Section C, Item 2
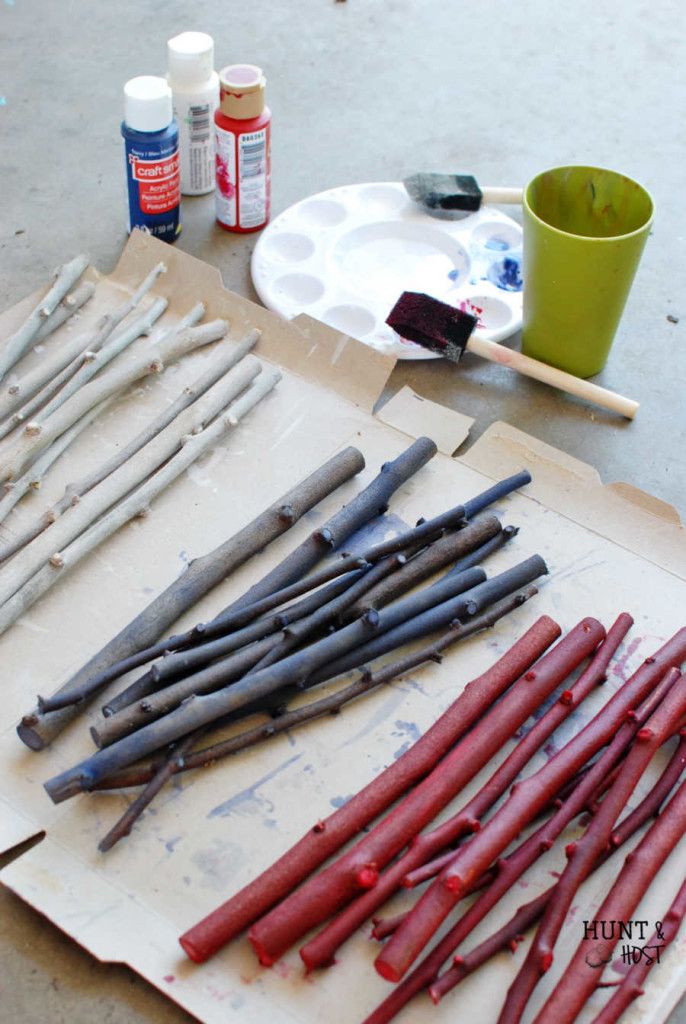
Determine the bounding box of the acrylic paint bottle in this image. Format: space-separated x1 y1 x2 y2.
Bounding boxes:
167 31 219 196
214 64 271 233
121 76 181 243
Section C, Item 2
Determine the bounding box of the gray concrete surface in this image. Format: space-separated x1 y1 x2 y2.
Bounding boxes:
0 1 684 1022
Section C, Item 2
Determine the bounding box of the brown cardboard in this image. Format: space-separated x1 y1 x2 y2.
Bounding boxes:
0 232 685 1024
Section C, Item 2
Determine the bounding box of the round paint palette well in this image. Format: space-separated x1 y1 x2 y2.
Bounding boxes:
252 182 524 360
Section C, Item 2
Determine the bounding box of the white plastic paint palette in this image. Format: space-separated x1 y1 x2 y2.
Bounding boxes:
251 182 524 360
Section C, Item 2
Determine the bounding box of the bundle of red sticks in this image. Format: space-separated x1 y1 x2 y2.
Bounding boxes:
179 614 686 1024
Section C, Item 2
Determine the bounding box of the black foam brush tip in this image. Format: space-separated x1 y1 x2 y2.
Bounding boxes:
385 291 477 362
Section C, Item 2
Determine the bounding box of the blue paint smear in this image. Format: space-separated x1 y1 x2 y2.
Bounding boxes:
330 794 353 808
207 753 302 818
393 741 411 759
0 97 7 107
165 835 182 853
487 256 523 292
393 719 421 743
485 236 509 251
447 268 460 281
338 512 410 558
338 687 407 749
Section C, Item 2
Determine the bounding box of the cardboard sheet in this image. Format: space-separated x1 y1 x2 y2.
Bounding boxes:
1 232 685 1024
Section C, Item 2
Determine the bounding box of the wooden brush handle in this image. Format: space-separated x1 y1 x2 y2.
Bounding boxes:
466 336 639 419
481 187 523 205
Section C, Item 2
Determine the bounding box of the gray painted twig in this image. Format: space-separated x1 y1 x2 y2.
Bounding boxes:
0 400 108 527
217 436 438 618
1 268 168 440
94 559 407 746
75 469 529 698
92 586 539 848
0 368 279 637
18 445 366 749
45 567 500 800
0 254 89 384
305 555 549 688
341 516 502 621
99 572 366 718
0 322 256 564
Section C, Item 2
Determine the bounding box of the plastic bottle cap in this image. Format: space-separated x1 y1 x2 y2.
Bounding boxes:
219 64 266 120
124 76 173 132
167 31 215 88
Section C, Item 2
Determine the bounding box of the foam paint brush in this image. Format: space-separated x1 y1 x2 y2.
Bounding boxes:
404 173 522 216
386 292 639 418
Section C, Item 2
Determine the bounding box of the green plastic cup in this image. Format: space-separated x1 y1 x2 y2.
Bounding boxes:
521 166 653 378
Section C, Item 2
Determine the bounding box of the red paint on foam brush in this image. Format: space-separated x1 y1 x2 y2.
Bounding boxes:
385 291 477 361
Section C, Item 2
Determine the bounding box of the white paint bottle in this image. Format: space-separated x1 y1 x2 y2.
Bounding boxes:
167 31 220 196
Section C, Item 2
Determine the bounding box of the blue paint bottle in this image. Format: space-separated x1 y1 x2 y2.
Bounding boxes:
121 76 181 243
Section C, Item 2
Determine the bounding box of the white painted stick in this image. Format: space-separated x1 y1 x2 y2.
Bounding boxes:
0 402 108 527
0 355 263 608
0 298 208 483
33 280 96 344
0 367 280 635
0 255 89 384
31 295 169 425
481 187 523 205
465 335 639 418
0 327 260 563
1 290 195 442
0 285 100 442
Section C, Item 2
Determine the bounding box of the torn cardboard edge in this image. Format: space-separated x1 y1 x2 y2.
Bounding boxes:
458 418 685 578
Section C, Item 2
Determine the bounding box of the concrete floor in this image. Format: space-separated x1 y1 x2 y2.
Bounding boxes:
0 1 684 1022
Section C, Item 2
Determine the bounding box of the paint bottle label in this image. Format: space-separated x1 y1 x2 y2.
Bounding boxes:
215 125 237 227
237 128 268 229
215 124 269 230
123 132 181 243
173 97 216 195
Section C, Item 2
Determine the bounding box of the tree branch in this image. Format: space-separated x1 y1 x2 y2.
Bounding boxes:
498 668 686 1024
0 280 96 439
78 471 527 702
0 269 171 442
0 321 254 563
177 616 560 964
92 587 540 792
0 400 109 527
279 618 604 978
17 445 366 749
533 776 686 1023
0 323 239 610
0 254 89 383
300 615 631 971
0 367 280 636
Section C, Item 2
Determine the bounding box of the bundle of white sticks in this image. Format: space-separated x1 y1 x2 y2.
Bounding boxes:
0 254 280 634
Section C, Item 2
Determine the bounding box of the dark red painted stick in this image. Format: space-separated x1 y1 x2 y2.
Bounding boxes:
497 668 686 1024
249 618 603 968
300 615 630 971
429 734 686 1005
178 616 561 963
373 629 686 985
363 674 684 1024
589 877 686 1024
533 772 686 1024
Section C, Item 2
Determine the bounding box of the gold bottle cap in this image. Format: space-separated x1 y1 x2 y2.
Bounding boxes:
219 64 266 120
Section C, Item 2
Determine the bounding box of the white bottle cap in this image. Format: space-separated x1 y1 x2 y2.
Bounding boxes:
167 31 215 88
124 76 173 132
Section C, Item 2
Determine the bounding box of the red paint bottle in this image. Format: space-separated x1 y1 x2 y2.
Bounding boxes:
214 64 271 233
